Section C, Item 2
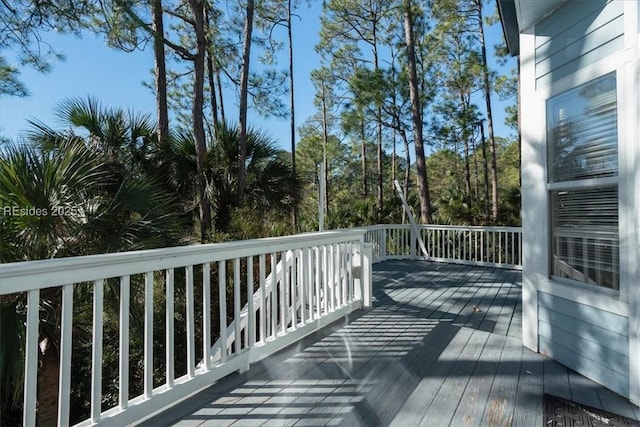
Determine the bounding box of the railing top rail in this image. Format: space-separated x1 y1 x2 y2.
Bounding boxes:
363 224 522 233
0 230 365 295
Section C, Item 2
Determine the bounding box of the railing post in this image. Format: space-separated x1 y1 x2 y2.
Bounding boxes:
353 241 373 307
364 243 373 307
380 228 387 261
23 289 39 427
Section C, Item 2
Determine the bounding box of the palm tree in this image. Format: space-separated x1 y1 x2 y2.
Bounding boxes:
160 122 299 236
26 97 189 250
0 97 187 424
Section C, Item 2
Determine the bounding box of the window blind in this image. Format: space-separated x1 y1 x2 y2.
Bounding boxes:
547 72 617 182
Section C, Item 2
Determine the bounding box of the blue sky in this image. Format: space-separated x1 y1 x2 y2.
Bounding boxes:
0 2 514 153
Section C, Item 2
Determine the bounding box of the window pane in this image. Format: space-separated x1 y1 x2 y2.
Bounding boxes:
547 73 617 182
551 188 619 290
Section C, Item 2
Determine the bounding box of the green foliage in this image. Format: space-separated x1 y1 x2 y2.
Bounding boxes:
0 56 28 96
0 141 106 261
0 98 188 424
159 122 299 238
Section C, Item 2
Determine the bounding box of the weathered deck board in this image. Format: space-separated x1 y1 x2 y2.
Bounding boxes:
141 260 639 427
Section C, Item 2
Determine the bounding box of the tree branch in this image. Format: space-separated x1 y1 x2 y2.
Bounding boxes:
114 0 196 60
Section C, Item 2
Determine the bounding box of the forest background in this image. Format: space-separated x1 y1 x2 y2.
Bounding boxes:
1 0 520 249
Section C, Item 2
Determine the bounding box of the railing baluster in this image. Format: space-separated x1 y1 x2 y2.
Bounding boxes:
290 251 297 330
247 256 255 347
299 249 306 324
328 244 338 312
335 243 340 306
347 242 353 303
203 263 211 371
58 284 73 426
166 269 175 388
322 246 328 315
307 247 315 321
119 276 130 410
271 253 277 339
259 254 266 343
91 279 104 423
23 289 39 427
145 272 155 395
340 243 346 306
185 266 195 378
281 251 288 334
234 258 241 353
219 261 227 362
315 247 322 318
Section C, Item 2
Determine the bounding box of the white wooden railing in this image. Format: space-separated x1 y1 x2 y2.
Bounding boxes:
0 230 372 427
364 224 522 269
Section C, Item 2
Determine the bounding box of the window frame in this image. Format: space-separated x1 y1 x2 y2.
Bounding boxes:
544 69 624 293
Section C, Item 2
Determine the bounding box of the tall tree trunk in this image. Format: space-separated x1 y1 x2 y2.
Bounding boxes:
320 80 330 214
237 0 255 207
471 136 480 200
151 0 169 145
463 134 472 205
479 122 490 225
476 0 499 221
403 0 432 224
205 7 219 133
460 94 472 206
36 341 59 426
189 0 211 241
287 0 298 232
392 128 396 185
216 70 225 124
361 120 368 197
206 54 219 131
376 113 383 218
372 26 383 221
401 129 411 225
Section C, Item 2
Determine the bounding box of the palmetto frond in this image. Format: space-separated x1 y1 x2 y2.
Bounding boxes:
0 140 106 261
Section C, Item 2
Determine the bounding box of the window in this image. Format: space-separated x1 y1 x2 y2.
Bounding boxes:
546 72 619 290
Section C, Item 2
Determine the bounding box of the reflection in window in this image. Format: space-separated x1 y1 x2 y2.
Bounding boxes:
546 73 619 290
547 73 617 182
551 188 619 290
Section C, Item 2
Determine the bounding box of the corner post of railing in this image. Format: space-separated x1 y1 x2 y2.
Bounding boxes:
353 239 373 307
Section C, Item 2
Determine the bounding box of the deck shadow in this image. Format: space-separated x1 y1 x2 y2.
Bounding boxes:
141 260 639 426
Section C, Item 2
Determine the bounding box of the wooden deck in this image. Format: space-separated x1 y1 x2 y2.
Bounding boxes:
141 260 640 427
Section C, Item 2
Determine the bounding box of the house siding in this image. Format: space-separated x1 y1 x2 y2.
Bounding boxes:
535 0 624 88
517 0 639 406
538 292 630 397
